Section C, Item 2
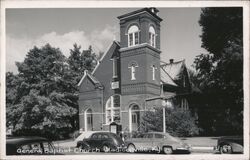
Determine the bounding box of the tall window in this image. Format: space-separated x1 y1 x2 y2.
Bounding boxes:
128 25 139 47
112 58 118 78
106 95 121 124
128 61 138 80
151 65 157 80
85 108 93 131
149 26 156 47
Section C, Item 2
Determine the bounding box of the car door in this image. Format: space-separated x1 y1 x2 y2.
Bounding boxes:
87 133 99 149
135 133 154 151
153 133 166 151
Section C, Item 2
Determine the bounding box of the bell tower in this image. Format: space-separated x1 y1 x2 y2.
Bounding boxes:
118 8 162 96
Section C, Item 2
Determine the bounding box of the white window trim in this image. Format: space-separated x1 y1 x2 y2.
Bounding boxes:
149 26 156 48
127 25 140 47
128 65 138 80
151 65 157 81
105 95 121 124
112 58 118 78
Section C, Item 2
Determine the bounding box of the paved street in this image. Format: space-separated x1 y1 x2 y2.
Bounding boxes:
53 137 217 155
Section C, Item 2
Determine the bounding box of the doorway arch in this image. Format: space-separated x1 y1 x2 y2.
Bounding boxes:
84 108 93 131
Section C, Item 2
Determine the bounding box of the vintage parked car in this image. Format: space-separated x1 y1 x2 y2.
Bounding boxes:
6 136 59 155
76 132 126 152
213 136 243 154
125 132 191 154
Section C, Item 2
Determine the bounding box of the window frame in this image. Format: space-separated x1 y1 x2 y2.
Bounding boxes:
112 58 118 78
128 61 138 81
105 95 121 124
151 65 157 81
127 25 140 47
149 26 156 48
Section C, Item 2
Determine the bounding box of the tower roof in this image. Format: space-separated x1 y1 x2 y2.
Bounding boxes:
117 8 162 21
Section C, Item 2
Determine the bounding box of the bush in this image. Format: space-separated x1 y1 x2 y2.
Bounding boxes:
141 107 200 137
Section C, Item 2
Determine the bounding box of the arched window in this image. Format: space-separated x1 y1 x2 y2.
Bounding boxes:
106 95 121 124
128 61 138 80
128 25 139 47
84 108 93 131
149 26 156 47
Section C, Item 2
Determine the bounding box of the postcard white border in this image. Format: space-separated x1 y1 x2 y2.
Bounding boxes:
1 1 249 160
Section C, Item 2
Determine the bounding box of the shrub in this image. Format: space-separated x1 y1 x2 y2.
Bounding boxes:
141 107 200 137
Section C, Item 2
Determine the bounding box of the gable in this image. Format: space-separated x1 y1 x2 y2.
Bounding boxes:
79 76 97 92
92 41 120 102
161 60 191 91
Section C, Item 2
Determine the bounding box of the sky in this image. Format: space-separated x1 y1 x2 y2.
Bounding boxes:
6 8 208 73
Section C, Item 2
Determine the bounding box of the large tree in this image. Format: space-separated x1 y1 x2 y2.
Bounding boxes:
6 44 97 139
192 7 243 135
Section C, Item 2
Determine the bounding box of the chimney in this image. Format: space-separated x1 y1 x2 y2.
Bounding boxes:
84 70 88 75
149 7 159 16
169 59 174 64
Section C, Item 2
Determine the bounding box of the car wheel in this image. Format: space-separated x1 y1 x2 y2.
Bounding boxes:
163 146 173 154
102 145 111 153
220 144 233 154
79 144 89 152
127 144 136 153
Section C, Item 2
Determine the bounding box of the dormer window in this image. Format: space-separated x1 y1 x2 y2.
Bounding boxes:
149 26 156 47
128 25 139 47
128 61 138 80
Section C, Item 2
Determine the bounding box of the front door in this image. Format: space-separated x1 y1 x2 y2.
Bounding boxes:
132 112 139 131
85 108 93 131
130 105 140 132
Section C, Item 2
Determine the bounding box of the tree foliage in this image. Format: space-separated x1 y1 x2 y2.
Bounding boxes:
141 107 200 137
6 43 97 140
192 7 243 135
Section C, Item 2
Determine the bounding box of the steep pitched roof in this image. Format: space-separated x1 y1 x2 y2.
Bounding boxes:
160 68 178 86
77 41 120 87
92 41 120 75
77 70 101 87
161 60 185 81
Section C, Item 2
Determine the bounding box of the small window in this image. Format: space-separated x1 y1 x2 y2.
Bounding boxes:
155 134 165 138
97 134 102 139
102 134 109 139
144 134 153 138
91 134 98 139
112 58 118 78
151 65 157 81
128 61 138 80
128 25 140 47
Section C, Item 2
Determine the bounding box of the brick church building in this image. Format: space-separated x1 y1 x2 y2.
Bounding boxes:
77 8 191 133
